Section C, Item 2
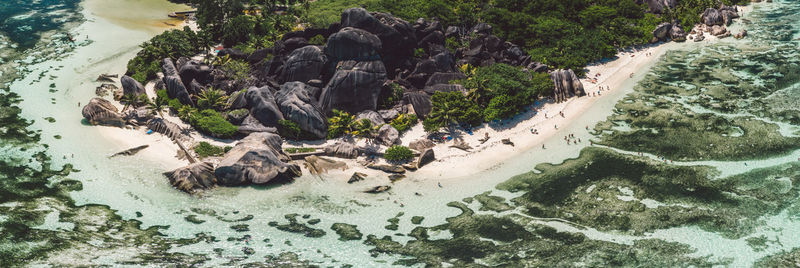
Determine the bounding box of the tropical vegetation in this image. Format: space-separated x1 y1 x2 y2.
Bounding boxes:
384 145 414 162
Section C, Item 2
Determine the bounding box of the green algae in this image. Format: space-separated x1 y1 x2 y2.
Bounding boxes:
474 191 513 212
269 214 326 238
331 223 363 241
410 216 424 225
184 215 205 224
755 247 800 267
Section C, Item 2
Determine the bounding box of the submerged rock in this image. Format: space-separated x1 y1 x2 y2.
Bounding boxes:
82 97 125 127
215 132 301 185
364 185 391 193
330 223 363 241
348 172 367 183
164 161 217 194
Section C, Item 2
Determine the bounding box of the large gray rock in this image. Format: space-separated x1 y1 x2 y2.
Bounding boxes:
377 124 399 146
416 148 435 168
324 142 359 159
214 132 301 185
402 92 432 118
319 60 387 115
238 115 278 135
425 72 466 87
670 24 687 42
409 139 435 152
162 58 179 77
245 86 285 127
550 69 585 103
702 8 724 26
121 75 145 96
325 27 382 62
281 46 327 84
164 75 194 106
721 9 739 26
652 22 673 41
275 82 328 139
147 117 187 141
355 110 384 126
82 98 125 127
341 8 417 75
179 60 213 86
164 161 217 194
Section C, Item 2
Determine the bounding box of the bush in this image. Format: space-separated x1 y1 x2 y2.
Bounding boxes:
126 26 207 84
390 113 418 132
384 145 414 162
278 119 302 140
220 59 251 82
380 83 404 109
194 142 226 158
309 34 326 45
423 91 482 132
221 15 257 48
457 63 552 122
188 109 238 138
327 109 355 139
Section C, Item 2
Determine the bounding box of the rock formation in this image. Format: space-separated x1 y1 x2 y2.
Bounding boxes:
215 132 301 185
275 82 328 139
164 161 217 194
550 69 585 103
120 75 145 96
324 142 360 159
82 98 125 127
245 86 285 127
281 46 327 84
319 60 387 114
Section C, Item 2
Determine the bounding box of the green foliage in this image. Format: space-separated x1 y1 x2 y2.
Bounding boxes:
308 34 326 45
458 64 551 121
423 91 482 133
284 147 317 154
349 119 380 139
384 145 413 162
327 109 355 139
380 83 404 109
194 141 226 158
196 88 229 111
390 113 418 132
221 59 250 81
126 26 207 84
187 109 238 138
221 15 257 47
413 48 426 58
278 119 302 139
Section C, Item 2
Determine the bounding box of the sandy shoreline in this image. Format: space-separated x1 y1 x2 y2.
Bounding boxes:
87 1 756 184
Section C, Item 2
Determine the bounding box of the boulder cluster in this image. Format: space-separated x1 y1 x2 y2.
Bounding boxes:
689 5 743 41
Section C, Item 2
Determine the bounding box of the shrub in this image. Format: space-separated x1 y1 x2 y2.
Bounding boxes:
380 83 404 109
126 26 207 84
278 119 302 140
384 145 414 162
309 34 326 45
457 63 552 121
188 109 238 138
423 91 482 132
391 113 418 132
221 15 256 48
194 142 226 158
220 59 250 82
327 109 355 139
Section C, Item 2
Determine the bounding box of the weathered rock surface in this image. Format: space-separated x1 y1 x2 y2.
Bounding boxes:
367 164 405 174
246 86 285 127
638 0 676 13
670 24 687 42
702 8 724 26
378 109 399 121
121 75 145 96
164 75 194 106
238 115 279 135
348 172 367 183
179 60 213 86
340 8 416 74
276 82 328 139
735 29 748 39
82 98 124 127
355 110 384 126
319 60 387 115
147 117 187 141
409 139 435 152
215 132 301 185
402 92 432 118
164 161 217 194
281 46 327 84
377 124 400 146
416 148 435 168
550 69 585 103
324 142 360 159
325 27 382 62
304 155 347 175
162 58 179 77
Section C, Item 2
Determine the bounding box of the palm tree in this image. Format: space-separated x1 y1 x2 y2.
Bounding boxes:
196 88 229 111
121 94 142 111
146 97 167 118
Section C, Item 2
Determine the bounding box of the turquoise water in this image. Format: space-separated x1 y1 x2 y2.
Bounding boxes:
2 0 800 266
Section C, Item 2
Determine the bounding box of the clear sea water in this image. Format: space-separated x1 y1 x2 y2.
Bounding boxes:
1 0 799 266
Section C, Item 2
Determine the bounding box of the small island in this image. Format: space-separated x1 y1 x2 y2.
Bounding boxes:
80 0 748 194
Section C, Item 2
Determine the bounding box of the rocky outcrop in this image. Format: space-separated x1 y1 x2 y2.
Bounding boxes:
325 27 382 63
304 155 347 175
214 132 301 185
377 124 400 146
324 142 359 159
670 24 687 42
281 46 327 84
340 8 417 75
162 58 179 77
121 75 145 96
179 60 213 87
378 109 399 121
367 163 405 174
164 76 194 106
245 86 285 127
238 115 278 135
355 110 384 126
82 98 125 127
550 69 585 103
402 92 432 118
638 0 676 14
416 148 435 168
147 117 187 141
652 22 673 41
734 29 748 39
123 107 154 125
275 82 328 139
702 8 724 26
409 139 435 152
319 60 387 115
164 161 217 194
